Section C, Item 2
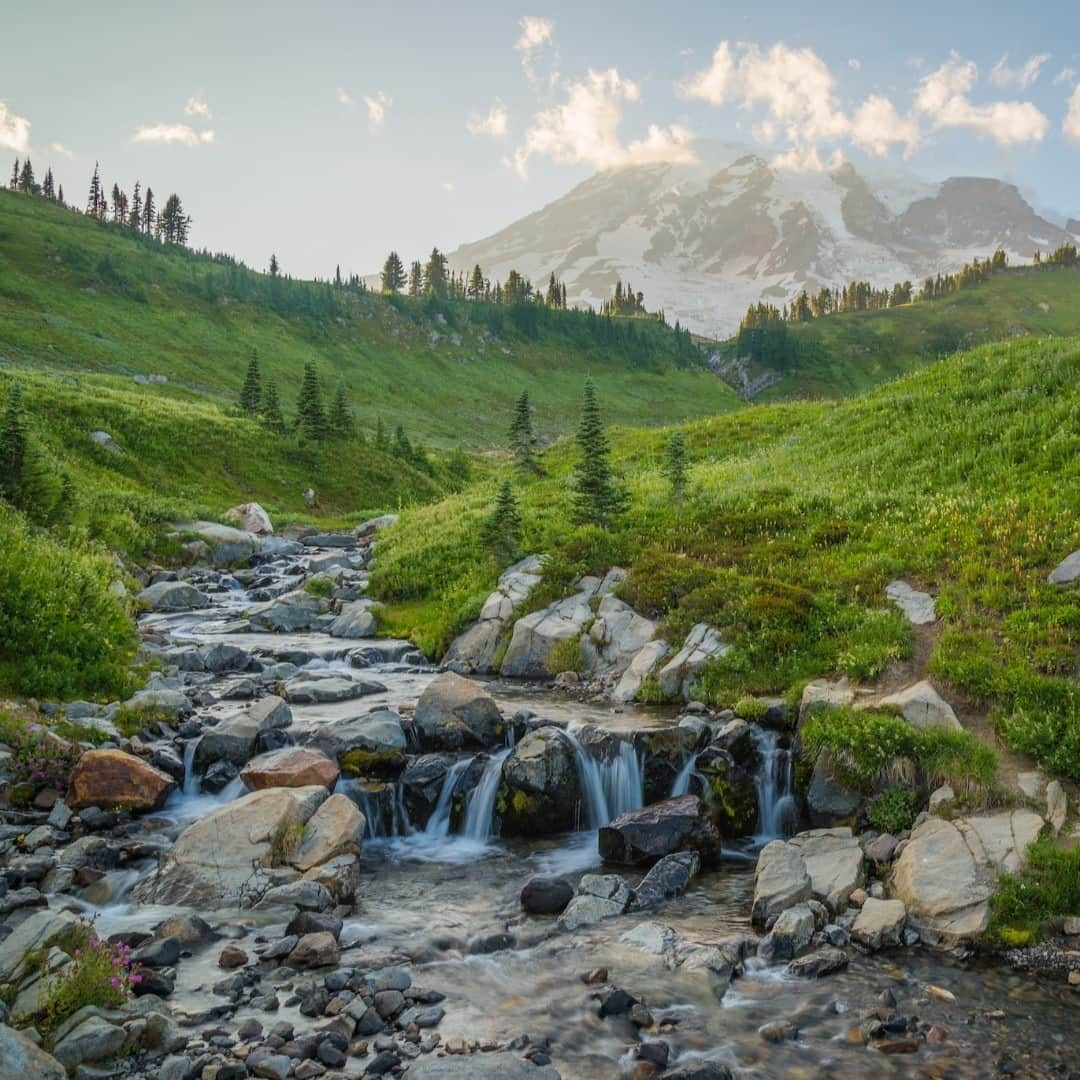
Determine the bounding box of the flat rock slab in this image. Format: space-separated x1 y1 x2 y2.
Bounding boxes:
283 673 386 704
752 840 812 927
885 580 937 624
788 828 865 913
876 680 960 730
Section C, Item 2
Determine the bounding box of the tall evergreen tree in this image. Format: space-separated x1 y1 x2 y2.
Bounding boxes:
8 158 18 190
87 162 103 216
423 247 448 297
374 416 388 450
129 182 142 228
407 260 423 297
380 251 406 293
294 362 326 442
141 186 155 234
571 378 626 526
392 424 412 459
17 158 36 194
269 253 280 277
480 479 522 562
508 390 538 473
159 193 190 244
261 378 286 434
42 168 55 200
240 353 262 415
663 430 688 503
57 183 64 206
467 264 485 300
328 380 355 438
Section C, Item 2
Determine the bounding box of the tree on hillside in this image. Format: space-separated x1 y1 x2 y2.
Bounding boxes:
392 424 412 459
17 158 36 194
8 159 18 190
407 260 423 297
381 251 406 293
663 430 688 503
328 380 355 439
374 416 388 450
508 390 538 473
159 193 190 244
467 264 485 300
261 378 286 434
294 362 326 442
269 253 280 277
240 353 262 415
87 162 103 217
423 247 448 298
141 186 155 235
0 384 28 499
571 378 626 526
481 479 522 562
57 183 64 206
42 168 55 200
128 182 142 229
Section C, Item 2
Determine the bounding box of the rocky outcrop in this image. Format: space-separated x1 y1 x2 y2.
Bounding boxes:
799 678 855 723
445 556 542 674
612 639 670 703
283 671 386 704
308 709 407 770
133 785 342 906
499 728 581 834
66 749 176 812
875 680 960 730
599 795 721 866
630 850 701 910
138 580 210 612
289 794 363 872
225 502 273 535
412 672 504 750
757 902 814 962
656 624 728 701
194 696 292 770
172 520 259 565
885 580 936 624
583 595 658 681
240 747 341 790
557 873 632 930
851 897 907 951
806 756 860 826
891 809 1044 947
354 513 399 539
0 1022 66 1079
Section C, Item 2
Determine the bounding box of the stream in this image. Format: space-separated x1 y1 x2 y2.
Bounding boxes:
71 541 1078 1078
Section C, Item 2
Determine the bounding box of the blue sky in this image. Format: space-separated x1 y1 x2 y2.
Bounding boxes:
3 1 1079 279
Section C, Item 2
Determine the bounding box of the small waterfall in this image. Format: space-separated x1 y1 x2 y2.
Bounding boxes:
506 724 516 750
421 757 474 840
462 748 512 841
670 752 699 798
562 729 643 830
181 740 199 796
751 727 796 842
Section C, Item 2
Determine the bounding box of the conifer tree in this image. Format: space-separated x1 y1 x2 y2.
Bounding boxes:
8 158 18 190
509 390 538 473
392 424 412 459
129 182 142 228
294 362 326 442
467 264 485 300
87 162 103 216
57 183 64 206
0 383 28 500
240 353 262 415
261 378 286 434
407 260 423 297
663 430 688 503
328 380 355 438
42 168 55 200
480 479 522 562
374 416 388 449
423 248 448 297
381 251 406 293
18 158 36 194
269 253 280 277
159 193 189 244
571 378 626 526
141 187 155 235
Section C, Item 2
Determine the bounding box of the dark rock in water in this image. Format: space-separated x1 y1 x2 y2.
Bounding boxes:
499 728 583 835
133 967 175 996
412 672 505 750
365 1049 401 1075
599 796 721 867
149 747 186 783
253 727 294 755
665 1064 734 1080
399 753 460 826
787 947 850 978
201 760 239 793
758 1019 799 1042
694 746 757 835
630 851 700 910
637 1041 670 1066
155 912 215 945
521 876 574 915
599 988 638 1017
132 935 180 968
286 910 343 940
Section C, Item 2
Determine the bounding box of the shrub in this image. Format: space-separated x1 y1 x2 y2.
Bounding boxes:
988 840 1080 943
733 696 768 720
865 787 918 834
39 927 141 1036
616 548 712 618
268 819 307 866
304 576 334 598
547 634 586 676
0 712 81 796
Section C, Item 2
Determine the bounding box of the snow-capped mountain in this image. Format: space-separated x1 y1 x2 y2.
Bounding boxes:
449 144 1073 337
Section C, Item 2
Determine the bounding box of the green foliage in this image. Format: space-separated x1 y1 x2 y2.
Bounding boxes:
547 634 586 676
268 819 307 866
295 361 327 443
989 840 1080 943
260 378 286 434
663 429 688 501
328 380 356 439
0 382 61 523
571 379 627 526
304 575 334 598
480 480 522 563
509 390 538 473
239 353 261 415
865 787 919 834
0 711 82 795
733 696 768 720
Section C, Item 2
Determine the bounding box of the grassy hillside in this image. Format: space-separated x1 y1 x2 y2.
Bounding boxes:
0 189 740 445
371 336 1080 779
710 264 1080 400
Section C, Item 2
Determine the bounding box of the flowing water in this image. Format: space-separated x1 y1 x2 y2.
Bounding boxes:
751 725 797 844
669 751 699 797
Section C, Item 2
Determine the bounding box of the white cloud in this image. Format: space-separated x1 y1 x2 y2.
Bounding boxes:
336 87 355 107
183 96 211 118
132 123 215 146
772 145 846 172
0 102 31 153
50 142 74 158
516 15 553 53
364 91 391 129
467 100 509 138
513 67 695 177
1055 67 1077 86
848 58 862 71
916 52 1047 144
1065 85 1080 142
850 94 919 157
990 53 1050 89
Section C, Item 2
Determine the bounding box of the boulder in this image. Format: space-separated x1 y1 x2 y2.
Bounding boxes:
355 513 399 539
500 577 601 678
1048 549 1080 586
806 756 860 826
0 909 82 982
656 624 728 701
132 785 330 906
52 1015 127 1070
787 828 865 913
290 794 364 872
612 639 670 703
1046 780 1066 835
520 877 574 915
309 709 407 769
283 672 386 704
583 595 658 678
875 680 960 730
399 754 461 825
851 897 907 951
751 840 812 927
885 580 937 625
241 747 340 790
66 749 176 812
225 502 273 535
413 672 504 750
89 429 123 455
599 795 721 867
891 810 1044 947
757 902 814 963
557 874 632 931
799 678 855 725
173 520 258 565
138 580 210 612
928 784 956 816
328 601 379 639
288 931 340 969
787 947 849 978
630 851 701 911
195 696 292 769
121 688 191 722
248 589 329 632
500 728 582 835
0 1022 66 1079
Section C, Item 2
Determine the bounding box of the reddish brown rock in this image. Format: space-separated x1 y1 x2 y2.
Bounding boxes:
240 747 340 791
218 945 249 969
66 749 176 812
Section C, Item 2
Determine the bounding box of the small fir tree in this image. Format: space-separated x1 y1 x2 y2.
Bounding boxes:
508 390 538 473
392 424 412 459
381 251 406 293
294 362 326 442
374 416 388 449
663 430 688 502
240 353 262 415
480 479 522 562
328 380 355 439
571 378 627 526
261 379 286 434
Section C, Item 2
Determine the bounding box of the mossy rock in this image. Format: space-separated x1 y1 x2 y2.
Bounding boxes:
338 748 406 777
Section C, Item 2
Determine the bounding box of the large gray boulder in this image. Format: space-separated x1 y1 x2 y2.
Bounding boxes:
412 672 504 750
308 708 407 764
875 680 960 730
751 840 812 927
172 520 258 565
851 897 907 951
283 671 386 704
329 601 380 639
806 756 860 826
138 580 210 612
500 728 582 834
799 677 855 724
885 580 936 624
0 1023 66 1079
194 695 292 769
612 639 670 703
445 556 542 674
630 850 701 910
557 874 632 931
787 828 864 913
891 809 1044 948
599 795 721 866
656 624 728 701
757 902 815 963
248 589 330 632
1048 549 1080 585
225 502 273 535
499 576 601 678
354 513 399 539
583 595 658 680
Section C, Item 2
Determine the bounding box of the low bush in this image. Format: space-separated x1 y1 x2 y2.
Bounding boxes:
0 712 81 797
988 840 1080 943
547 634 586 676
865 787 919 834
304 576 334 598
